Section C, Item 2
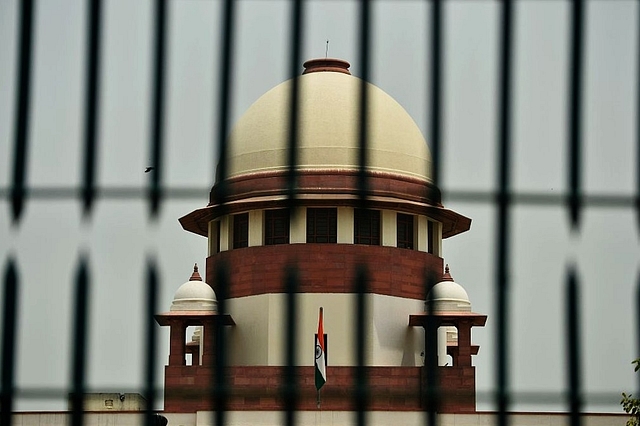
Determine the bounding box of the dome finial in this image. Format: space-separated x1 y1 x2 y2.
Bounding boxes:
302 58 351 75
442 264 454 282
189 263 202 281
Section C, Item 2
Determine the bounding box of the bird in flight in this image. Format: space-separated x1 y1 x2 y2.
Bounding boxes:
145 167 154 173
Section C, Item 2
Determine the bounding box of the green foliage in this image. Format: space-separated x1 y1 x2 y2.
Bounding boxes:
621 359 640 426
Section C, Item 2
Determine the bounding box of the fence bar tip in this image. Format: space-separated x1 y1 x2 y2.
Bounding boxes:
11 0 36 226
567 0 585 231
148 0 168 220
80 0 104 221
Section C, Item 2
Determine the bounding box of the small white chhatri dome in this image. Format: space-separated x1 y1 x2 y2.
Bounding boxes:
426 264 471 312
171 264 218 312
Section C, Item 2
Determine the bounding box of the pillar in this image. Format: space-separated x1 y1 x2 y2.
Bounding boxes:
168 320 186 366
201 321 216 366
456 320 473 367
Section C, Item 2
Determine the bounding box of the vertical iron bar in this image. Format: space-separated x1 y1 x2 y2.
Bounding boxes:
429 0 442 187
148 0 168 218
283 267 299 426
212 0 236 209
283 10 303 419
424 271 439 426
285 0 304 205
355 5 371 419
426 4 442 422
144 260 159 426
636 271 640 408
354 265 368 426
1 259 19 426
357 0 372 201
634 12 640 411
211 0 236 418
71 257 90 426
81 0 103 218
10 0 34 223
636 0 640 233
495 1 514 425
566 267 582 426
567 0 585 230
213 263 229 426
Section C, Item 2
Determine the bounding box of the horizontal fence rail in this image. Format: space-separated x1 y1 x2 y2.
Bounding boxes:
1 1 640 426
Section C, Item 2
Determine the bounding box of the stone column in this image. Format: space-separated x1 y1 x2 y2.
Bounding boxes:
168 319 186 366
201 320 216 366
456 320 472 367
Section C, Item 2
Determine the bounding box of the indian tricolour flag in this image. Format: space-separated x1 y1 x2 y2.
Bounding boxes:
315 307 327 391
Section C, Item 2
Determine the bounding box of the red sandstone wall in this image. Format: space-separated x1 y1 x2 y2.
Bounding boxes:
164 365 476 414
437 366 477 413
206 244 443 300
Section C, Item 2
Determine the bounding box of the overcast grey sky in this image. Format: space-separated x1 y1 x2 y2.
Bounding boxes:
0 0 639 413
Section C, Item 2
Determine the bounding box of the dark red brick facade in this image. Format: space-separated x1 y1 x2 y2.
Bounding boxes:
206 244 444 300
163 365 477 413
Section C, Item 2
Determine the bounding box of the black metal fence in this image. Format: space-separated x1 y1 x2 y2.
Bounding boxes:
1 0 639 426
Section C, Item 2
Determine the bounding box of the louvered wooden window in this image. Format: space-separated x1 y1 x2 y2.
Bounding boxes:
265 209 290 245
354 209 380 245
307 208 337 243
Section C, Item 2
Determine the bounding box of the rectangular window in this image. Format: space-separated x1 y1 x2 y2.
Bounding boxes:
354 209 380 245
265 209 290 245
233 213 249 249
307 208 337 243
427 220 434 254
397 213 414 249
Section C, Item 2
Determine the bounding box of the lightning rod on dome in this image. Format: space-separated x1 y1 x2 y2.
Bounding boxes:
325 40 329 58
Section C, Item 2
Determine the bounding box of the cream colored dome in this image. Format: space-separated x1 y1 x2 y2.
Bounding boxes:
171 264 218 312
426 265 471 312
225 59 431 181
